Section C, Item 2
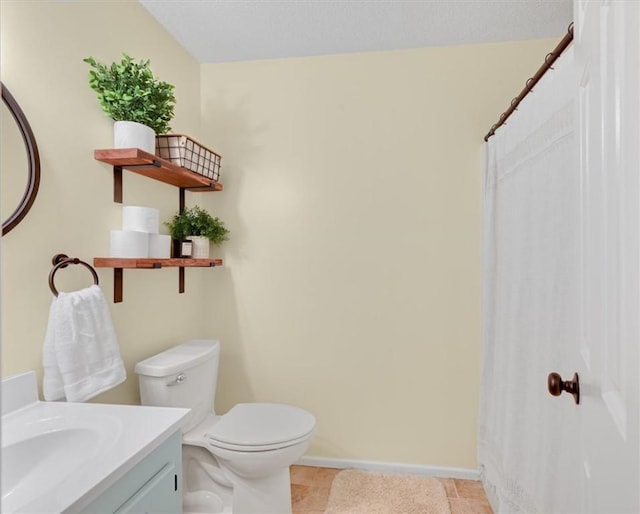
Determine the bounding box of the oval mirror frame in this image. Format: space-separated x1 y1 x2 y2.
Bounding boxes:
2 82 41 236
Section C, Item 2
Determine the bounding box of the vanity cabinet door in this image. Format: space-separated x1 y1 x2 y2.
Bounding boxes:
82 431 182 514
115 461 178 513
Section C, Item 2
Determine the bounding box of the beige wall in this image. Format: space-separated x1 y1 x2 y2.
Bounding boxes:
200 40 554 469
0 0 208 404
0 0 554 470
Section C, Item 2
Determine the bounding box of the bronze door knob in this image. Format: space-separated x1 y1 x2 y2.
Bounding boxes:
548 372 580 405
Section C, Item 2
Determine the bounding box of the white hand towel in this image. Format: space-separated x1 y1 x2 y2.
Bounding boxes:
42 285 126 402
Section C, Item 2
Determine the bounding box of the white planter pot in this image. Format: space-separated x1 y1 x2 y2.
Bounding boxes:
114 121 156 154
189 236 210 259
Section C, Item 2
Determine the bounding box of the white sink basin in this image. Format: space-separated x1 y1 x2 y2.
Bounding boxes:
1 371 189 513
2 414 119 513
3 428 98 492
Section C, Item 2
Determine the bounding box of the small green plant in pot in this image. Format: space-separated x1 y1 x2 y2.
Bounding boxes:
84 53 176 153
165 206 229 258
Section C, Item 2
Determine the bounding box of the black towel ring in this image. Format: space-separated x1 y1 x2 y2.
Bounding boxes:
49 253 99 297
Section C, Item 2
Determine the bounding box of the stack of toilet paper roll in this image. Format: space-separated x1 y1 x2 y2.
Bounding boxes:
110 206 172 258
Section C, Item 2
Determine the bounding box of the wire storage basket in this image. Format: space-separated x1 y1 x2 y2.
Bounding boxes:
155 134 222 182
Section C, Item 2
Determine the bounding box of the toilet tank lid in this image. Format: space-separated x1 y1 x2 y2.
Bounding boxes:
134 340 220 377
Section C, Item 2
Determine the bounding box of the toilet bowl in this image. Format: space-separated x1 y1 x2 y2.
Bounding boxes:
134 340 315 514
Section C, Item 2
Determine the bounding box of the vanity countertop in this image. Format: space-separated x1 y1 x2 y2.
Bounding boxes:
1 371 189 513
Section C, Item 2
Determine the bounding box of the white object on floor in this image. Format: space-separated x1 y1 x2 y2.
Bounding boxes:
135 339 315 514
42 285 126 402
325 469 451 514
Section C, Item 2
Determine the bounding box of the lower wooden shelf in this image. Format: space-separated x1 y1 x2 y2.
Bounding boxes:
93 258 223 303
94 258 223 269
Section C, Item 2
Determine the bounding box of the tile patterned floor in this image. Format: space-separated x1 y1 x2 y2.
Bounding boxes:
290 465 493 514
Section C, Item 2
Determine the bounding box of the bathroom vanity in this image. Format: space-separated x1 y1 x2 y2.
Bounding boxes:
81 431 182 513
1 371 189 513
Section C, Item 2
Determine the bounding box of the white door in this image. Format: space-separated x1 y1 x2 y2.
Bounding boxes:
575 1 640 511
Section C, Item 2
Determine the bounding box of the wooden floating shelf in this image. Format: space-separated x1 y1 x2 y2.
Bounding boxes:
94 147 225 302
94 148 223 193
94 258 223 269
93 258 223 303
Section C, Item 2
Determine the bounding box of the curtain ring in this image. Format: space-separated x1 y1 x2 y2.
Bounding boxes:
545 52 555 69
526 78 535 91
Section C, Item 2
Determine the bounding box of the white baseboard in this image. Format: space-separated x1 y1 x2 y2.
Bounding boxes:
296 455 480 481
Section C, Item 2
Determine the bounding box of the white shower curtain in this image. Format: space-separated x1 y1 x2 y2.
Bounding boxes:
479 48 581 513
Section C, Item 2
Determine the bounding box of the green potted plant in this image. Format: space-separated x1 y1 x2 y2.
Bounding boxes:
84 53 176 154
165 206 229 258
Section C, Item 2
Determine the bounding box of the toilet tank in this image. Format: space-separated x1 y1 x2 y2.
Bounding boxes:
134 340 220 432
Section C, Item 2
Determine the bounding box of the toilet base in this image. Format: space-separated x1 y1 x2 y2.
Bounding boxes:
224 466 292 514
182 443 294 514
184 489 226 514
183 445 232 513
206 428 311 513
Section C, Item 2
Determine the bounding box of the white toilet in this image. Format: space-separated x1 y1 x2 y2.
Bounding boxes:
134 340 315 514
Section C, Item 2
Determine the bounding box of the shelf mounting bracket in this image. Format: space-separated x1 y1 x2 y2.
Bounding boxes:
114 268 123 303
114 166 123 203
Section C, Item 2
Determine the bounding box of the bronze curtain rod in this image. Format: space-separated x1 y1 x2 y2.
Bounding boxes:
484 23 574 142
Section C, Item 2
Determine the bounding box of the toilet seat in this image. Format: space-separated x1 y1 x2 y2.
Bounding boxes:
208 431 313 452
202 403 315 453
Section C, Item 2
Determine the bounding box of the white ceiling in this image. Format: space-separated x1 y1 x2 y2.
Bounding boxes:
140 0 573 64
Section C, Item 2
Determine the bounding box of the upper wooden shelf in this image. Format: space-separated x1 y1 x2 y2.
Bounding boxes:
94 148 223 192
